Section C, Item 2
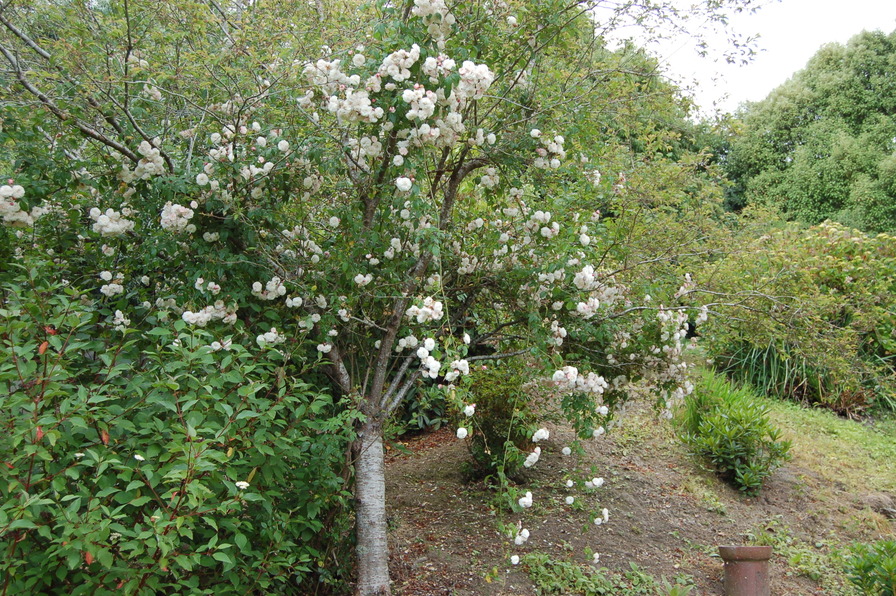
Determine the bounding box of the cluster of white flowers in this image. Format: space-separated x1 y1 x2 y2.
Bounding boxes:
402 84 438 120
518 491 533 508
480 167 499 189
210 339 233 352
160 202 195 233
573 265 600 291
456 60 495 103
395 335 420 352
1 184 43 227
99 270 125 297
411 0 455 47
594 507 610 526
90 207 134 236
443 358 470 383
303 58 359 94
525 210 551 236
142 85 162 101
584 477 605 489
379 45 421 82
354 273 373 286
384 236 403 260
457 255 479 275
456 427 468 439
112 310 130 331
182 301 237 326
415 337 441 379
463 403 476 417
513 527 530 546
531 428 550 442
128 140 166 181
405 297 444 323
674 273 696 299
327 88 384 123
285 296 304 308
256 327 286 348
523 446 541 468
548 319 567 347
552 366 609 396
252 276 287 300
695 304 709 325
395 176 413 192
421 54 456 83
317 343 333 353
531 130 566 169
194 277 221 295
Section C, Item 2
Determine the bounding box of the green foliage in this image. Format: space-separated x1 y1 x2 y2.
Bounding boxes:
845 540 896 596
702 220 896 413
724 30 896 232
0 263 358 594
523 553 693 595
746 520 859 594
465 362 536 479
678 371 791 495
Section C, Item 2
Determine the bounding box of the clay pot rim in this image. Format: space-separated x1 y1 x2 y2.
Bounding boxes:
718 545 773 561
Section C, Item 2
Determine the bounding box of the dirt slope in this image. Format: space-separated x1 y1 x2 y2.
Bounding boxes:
384 406 894 595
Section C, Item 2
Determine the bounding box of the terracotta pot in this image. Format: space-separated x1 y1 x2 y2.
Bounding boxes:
718 545 773 596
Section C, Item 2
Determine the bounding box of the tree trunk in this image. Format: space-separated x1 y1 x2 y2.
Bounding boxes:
353 419 391 596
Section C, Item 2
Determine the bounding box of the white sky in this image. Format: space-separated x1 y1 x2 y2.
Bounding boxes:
644 0 896 116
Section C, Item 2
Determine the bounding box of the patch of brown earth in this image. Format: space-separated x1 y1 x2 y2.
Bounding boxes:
385 408 891 595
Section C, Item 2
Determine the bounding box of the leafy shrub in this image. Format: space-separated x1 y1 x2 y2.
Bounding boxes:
678 371 791 494
0 265 358 594
701 221 896 414
465 362 536 479
845 540 896 595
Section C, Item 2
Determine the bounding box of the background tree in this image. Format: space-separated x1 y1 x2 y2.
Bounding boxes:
722 29 896 232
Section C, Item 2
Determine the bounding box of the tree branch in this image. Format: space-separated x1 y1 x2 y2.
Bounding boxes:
0 42 140 163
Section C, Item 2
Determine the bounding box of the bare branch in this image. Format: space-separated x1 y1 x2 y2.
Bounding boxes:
384 369 421 417
467 348 529 363
378 355 414 411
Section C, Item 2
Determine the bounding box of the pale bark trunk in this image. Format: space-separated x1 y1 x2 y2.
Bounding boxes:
353 419 391 596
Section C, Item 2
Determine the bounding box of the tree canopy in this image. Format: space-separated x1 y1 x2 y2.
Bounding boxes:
723 29 896 232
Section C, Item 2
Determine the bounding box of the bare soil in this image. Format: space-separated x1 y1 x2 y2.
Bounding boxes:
384 406 894 595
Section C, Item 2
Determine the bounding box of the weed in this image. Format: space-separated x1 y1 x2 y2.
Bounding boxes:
746 520 859 594
522 552 693 595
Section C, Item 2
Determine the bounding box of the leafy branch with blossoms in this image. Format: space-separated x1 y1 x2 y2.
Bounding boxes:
0 0 751 593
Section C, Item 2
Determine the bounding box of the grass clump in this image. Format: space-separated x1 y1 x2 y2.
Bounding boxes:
677 370 791 495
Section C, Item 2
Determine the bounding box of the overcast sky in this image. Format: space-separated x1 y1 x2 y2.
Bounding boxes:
644 0 896 116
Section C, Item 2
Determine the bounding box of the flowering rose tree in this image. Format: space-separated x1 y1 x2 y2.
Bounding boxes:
0 0 748 593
